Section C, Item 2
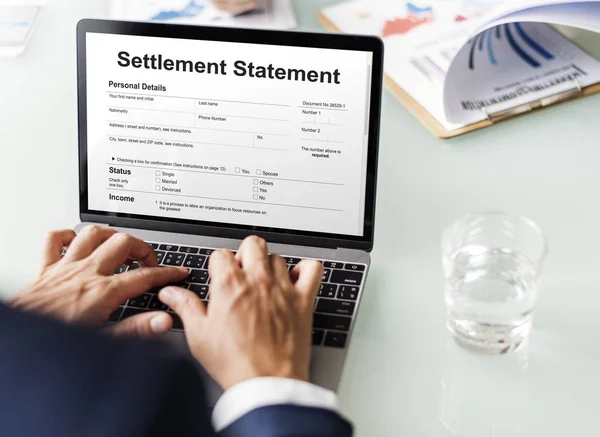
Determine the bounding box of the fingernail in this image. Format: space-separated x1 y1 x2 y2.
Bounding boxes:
160 287 177 304
150 313 171 334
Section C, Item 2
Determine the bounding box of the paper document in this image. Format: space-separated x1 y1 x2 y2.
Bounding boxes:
0 1 45 57
0 6 38 44
110 0 296 30
322 0 600 132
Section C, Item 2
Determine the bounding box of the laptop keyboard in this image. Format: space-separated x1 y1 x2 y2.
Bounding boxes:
107 242 366 349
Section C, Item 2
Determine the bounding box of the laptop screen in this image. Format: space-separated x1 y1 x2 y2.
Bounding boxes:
84 31 374 238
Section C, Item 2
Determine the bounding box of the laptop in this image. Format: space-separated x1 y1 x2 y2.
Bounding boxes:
76 19 383 401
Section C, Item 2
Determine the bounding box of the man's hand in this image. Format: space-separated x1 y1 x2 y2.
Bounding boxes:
10 226 189 338
159 236 323 390
212 0 258 15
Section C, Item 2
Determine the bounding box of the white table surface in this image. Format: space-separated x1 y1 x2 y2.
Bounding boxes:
2 1 600 436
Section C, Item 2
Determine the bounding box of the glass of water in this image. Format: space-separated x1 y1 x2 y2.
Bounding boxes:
442 212 547 354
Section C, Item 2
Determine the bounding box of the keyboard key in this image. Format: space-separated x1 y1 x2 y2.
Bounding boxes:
179 246 199 254
319 283 337 298
313 314 351 331
337 286 359 301
323 261 344 269
128 262 140 271
170 314 184 330
183 255 206 269
148 295 169 311
159 244 179 252
189 284 209 299
316 299 355 316
147 243 159 250
127 293 152 309
121 308 150 320
199 248 215 255
324 332 347 348
163 252 185 266
284 257 301 265
330 269 363 286
322 269 332 283
114 265 128 274
344 263 366 272
154 251 166 264
312 329 325 346
109 307 124 322
188 269 209 284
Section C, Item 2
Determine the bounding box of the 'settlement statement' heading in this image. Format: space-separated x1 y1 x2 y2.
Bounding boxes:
116 51 342 84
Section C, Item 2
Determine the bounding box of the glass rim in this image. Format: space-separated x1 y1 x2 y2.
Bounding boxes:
443 211 548 265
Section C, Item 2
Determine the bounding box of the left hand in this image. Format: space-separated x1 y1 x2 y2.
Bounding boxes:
9 226 189 339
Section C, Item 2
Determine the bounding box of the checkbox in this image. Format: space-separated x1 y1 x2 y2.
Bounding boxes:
253 187 258 192
256 169 261 175
235 167 240 173
155 178 161 183
155 185 161 191
253 179 258 185
155 170 161 176
253 194 258 200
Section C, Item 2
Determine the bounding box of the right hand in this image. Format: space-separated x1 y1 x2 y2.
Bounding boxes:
159 236 323 390
212 0 258 15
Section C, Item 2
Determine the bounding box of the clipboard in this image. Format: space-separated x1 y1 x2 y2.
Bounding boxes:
319 12 600 139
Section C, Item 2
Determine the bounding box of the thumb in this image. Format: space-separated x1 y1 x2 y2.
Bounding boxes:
106 311 172 339
159 286 207 330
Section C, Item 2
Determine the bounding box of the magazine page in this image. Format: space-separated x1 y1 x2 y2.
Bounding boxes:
443 20 600 125
473 0 600 35
322 0 507 132
475 1 600 35
322 0 600 132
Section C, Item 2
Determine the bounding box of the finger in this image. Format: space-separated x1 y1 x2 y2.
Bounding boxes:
91 233 158 275
291 260 323 302
63 225 117 262
270 255 293 288
159 287 207 330
105 311 172 339
40 229 77 269
109 266 189 304
208 249 242 285
236 236 271 283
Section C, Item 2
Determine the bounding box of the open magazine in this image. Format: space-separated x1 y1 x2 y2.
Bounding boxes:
321 0 600 136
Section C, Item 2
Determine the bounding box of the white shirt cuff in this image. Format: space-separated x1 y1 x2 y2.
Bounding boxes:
212 377 338 432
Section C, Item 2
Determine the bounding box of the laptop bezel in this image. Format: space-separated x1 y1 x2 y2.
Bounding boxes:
77 19 383 251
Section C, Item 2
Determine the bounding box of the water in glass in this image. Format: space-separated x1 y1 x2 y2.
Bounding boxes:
444 244 539 354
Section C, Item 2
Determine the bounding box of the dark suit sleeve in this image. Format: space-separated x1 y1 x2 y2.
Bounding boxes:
0 303 353 437
221 405 353 437
0 303 214 437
